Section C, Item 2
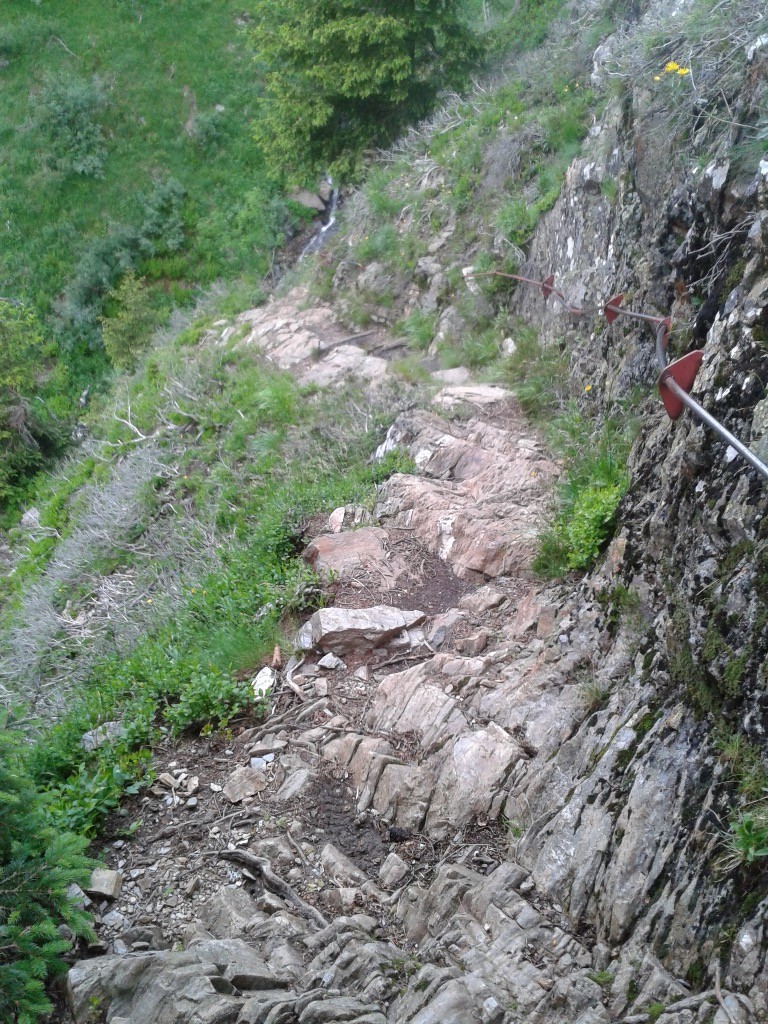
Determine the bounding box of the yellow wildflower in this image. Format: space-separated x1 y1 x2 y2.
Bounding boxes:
653 75 661 81
676 67 690 75
665 61 680 72
584 384 592 392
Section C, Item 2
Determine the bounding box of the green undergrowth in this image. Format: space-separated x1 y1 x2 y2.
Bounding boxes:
3 322 409 836
0 0 309 517
0 723 96 1024
500 331 636 577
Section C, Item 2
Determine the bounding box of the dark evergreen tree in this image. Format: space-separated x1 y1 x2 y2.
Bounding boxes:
0 721 94 1024
250 0 481 178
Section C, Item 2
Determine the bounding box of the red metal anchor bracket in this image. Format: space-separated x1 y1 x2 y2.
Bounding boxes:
541 274 555 300
604 294 624 323
658 350 704 420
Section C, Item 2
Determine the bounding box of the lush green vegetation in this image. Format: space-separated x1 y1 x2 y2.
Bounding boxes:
0 1 283 518
0 0 504 521
500 331 637 577
250 0 481 179
0 722 95 1024
0 301 68 509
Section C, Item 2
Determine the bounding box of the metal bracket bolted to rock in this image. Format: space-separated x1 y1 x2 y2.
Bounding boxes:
308 605 426 653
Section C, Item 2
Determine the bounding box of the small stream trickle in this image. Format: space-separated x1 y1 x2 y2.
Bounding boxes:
299 177 340 259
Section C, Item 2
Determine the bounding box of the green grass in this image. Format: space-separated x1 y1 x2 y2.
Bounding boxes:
396 310 439 350
497 330 635 577
2 317 410 841
532 404 636 577
0 2 273 316
0 1 305 517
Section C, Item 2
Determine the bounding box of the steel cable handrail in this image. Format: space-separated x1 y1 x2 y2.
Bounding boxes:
467 269 768 483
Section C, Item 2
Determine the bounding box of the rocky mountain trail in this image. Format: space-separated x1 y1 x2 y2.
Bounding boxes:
63 289 603 1023
63 278 763 1023
58 4 768 1020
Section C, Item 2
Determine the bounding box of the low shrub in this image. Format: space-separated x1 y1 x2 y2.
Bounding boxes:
719 810 768 872
29 73 108 178
531 403 635 578
100 273 158 370
396 310 438 350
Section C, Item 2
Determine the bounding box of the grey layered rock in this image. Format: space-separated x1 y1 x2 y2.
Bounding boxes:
317 652 346 670
309 606 425 653
379 853 409 888
320 844 367 886
223 766 267 803
82 721 124 752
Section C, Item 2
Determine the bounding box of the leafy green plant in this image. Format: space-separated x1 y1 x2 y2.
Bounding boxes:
588 971 615 987
496 198 539 246
532 404 634 578
562 482 626 569
718 811 768 873
100 273 158 370
163 666 257 735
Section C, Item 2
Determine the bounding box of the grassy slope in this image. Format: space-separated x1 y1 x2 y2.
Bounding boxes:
1 0 267 312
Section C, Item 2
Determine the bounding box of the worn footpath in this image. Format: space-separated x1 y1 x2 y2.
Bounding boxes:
64 292 762 1024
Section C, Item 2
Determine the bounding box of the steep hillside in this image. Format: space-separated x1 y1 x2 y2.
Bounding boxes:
1 0 768 1021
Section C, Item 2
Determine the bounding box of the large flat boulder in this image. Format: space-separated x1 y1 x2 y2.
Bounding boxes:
309 605 425 653
304 527 407 589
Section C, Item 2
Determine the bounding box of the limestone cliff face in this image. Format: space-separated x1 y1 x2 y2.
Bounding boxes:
501 11 768 996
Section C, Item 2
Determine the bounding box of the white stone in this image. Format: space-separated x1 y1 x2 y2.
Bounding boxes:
309 606 426 653
223 766 267 803
252 667 276 699
318 652 346 670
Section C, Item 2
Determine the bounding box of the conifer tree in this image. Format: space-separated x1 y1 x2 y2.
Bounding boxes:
250 0 480 178
0 722 94 1023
